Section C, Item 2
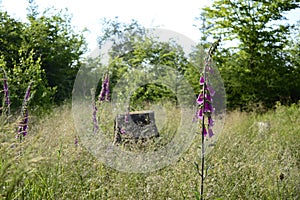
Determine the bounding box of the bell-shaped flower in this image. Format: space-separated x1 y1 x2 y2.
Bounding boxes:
197 108 203 120
199 76 205 85
208 116 214 126
208 127 214 138
203 126 207 137
197 93 204 105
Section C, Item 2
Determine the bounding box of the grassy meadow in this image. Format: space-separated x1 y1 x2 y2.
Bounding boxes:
0 102 299 199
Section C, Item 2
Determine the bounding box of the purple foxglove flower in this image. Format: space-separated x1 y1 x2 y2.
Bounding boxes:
197 108 203 120
17 82 32 140
208 127 214 138
204 102 213 113
98 73 110 102
203 126 207 137
98 85 106 102
199 76 205 85
208 116 214 126
125 114 129 123
197 93 204 105
207 84 215 96
206 93 212 102
3 78 10 106
120 127 126 134
105 74 110 101
91 89 99 134
75 137 78 145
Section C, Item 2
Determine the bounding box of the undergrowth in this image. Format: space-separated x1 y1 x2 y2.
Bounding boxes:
0 102 299 199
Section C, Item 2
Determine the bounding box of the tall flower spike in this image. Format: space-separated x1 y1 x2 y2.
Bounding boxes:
98 73 110 102
91 88 99 134
17 82 33 141
105 74 110 101
198 37 220 200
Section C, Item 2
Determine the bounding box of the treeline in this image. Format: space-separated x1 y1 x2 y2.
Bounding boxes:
200 0 300 111
0 3 86 112
1 0 300 113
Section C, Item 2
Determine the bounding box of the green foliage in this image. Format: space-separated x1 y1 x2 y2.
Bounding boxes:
0 11 24 67
23 8 87 102
96 19 197 108
0 50 55 111
200 0 300 110
0 4 86 108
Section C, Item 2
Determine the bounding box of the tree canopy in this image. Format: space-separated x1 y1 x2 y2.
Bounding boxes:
199 0 300 110
0 4 86 110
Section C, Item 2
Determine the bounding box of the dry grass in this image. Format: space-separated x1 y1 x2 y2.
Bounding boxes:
0 102 299 199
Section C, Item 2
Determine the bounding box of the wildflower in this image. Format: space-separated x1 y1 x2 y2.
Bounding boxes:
120 127 126 134
124 106 130 123
197 108 203 120
98 73 110 102
203 126 207 137
208 116 214 126
197 93 204 105
197 38 220 200
74 136 78 146
206 93 212 102
91 88 99 134
199 76 205 85
105 74 110 101
17 82 32 140
125 114 129 123
208 127 214 138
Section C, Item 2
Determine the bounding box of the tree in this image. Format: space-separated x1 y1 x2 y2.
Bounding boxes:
0 3 87 109
23 7 87 102
200 0 300 110
96 18 196 108
0 11 24 67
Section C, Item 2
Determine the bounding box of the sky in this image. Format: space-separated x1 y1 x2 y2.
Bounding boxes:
1 0 299 55
0 0 212 55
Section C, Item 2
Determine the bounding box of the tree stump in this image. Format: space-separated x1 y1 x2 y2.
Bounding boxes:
113 110 159 144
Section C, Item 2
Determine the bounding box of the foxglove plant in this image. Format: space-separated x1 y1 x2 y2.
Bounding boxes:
17 82 33 142
98 73 110 102
93 73 110 134
196 39 220 200
91 88 99 134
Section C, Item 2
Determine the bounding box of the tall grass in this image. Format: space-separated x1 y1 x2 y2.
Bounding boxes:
0 102 299 199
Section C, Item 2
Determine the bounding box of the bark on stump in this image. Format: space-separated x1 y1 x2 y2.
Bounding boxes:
113 110 159 144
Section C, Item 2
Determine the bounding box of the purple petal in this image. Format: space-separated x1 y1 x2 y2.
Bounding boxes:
125 114 129 123
204 102 210 112
208 127 214 138
25 82 32 101
197 93 204 105
105 74 110 101
120 128 126 134
203 126 207 137
3 79 10 105
199 76 205 85
206 93 212 102
197 109 203 120
208 116 214 126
